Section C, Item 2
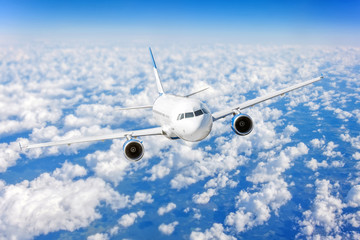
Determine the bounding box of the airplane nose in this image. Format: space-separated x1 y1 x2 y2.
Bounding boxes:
182 114 212 142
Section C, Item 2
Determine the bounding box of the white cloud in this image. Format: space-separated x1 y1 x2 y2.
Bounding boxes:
109 226 120 236
158 221 179 235
0 139 23 172
157 202 176 216
87 233 109 240
167 138 251 190
305 158 344 171
64 104 123 128
131 192 154 205
225 179 291 232
305 158 329 171
330 160 345 168
193 173 238 204
184 207 202 220
247 142 308 184
333 108 353 120
341 133 360 150
92 210 146 238
346 185 360 208
305 101 320 111
146 164 171 181
0 86 62 136
322 141 342 158
204 172 238 189
353 152 360 160
344 211 360 228
0 162 129 240
85 139 131 185
310 138 325 148
118 211 145 228
193 209 202 220
190 223 236 240
193 188 217 204
355 162 360 170
52 160 87 180
353 109 360 124
296 179 360 239
298 180 342 237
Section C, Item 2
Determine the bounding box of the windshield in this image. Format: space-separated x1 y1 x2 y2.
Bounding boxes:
177 109 208 120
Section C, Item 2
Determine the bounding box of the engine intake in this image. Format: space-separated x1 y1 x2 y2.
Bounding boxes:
231 113 253 136
123 139 144 161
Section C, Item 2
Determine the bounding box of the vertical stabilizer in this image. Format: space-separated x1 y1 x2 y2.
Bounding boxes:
149 47 165 95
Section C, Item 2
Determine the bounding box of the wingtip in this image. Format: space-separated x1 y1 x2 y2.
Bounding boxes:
320 73 326 79
19 142 27 151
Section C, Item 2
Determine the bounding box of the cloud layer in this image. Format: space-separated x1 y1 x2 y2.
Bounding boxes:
0 42 359 239
0 162 129 239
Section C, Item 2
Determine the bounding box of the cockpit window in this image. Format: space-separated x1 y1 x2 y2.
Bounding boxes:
202 108 209 114
194 109 203 116
178 110 205 120
177 113 185 120
185 112 194 118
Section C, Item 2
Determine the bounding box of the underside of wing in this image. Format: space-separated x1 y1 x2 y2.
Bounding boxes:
212 76 323 121
22 127 164 149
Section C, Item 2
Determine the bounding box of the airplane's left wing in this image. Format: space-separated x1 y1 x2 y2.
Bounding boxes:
21 127 164 149
212 76 323 121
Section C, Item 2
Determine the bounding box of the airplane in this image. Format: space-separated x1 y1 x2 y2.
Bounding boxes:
21 48 323 161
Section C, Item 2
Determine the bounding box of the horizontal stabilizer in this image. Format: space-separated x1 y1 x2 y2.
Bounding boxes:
115 105 153 110
184 87 210 97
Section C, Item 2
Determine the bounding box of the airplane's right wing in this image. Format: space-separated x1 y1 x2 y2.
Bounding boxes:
212 76 323 121
21 127 164 149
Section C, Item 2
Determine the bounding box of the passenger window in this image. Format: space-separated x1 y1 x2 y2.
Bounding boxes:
194 109 203 116
177 114 181 120
185 112 194 118
202 108 209 114
180 113 184 120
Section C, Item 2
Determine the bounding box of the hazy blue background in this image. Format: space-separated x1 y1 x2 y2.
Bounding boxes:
1 0 359 45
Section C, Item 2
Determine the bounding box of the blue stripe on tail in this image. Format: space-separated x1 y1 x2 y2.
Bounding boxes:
149 47 157 69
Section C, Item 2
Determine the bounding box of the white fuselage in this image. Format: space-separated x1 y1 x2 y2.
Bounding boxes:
152 94 213 142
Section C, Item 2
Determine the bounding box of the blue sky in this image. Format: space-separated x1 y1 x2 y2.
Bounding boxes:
1 0 359 45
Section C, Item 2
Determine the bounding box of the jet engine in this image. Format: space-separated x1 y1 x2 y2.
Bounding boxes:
231 113 253 136
123 139 144 161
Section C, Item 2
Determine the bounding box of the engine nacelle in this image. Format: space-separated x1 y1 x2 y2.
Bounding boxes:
231 113 253 136
123 139 144 162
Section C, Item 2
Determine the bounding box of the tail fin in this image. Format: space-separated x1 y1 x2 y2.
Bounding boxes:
149 47 165 95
